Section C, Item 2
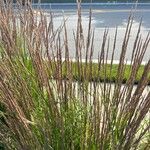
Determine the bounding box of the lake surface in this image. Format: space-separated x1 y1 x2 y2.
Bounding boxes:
33 3 150 62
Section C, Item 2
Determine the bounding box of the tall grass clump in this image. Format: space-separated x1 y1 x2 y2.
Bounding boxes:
0 1 150 149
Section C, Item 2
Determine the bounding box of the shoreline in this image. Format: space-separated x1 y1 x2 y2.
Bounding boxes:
31 3 150 5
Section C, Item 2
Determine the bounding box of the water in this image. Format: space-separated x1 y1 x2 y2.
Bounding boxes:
32 3 150 11
33 3 150 61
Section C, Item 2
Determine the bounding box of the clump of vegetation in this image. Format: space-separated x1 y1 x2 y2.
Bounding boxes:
0 1 150 149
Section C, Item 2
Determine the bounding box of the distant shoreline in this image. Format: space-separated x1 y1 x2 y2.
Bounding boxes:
31 3 150 5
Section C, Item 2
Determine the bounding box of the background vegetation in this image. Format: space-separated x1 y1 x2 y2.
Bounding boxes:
37 0 150 3
13 0 150 3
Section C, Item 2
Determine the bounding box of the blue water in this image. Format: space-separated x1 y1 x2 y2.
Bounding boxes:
32 3 150 10
32 3 150 28
32 3 150 61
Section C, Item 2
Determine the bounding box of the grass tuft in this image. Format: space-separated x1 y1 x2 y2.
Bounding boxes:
0 1 150 150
